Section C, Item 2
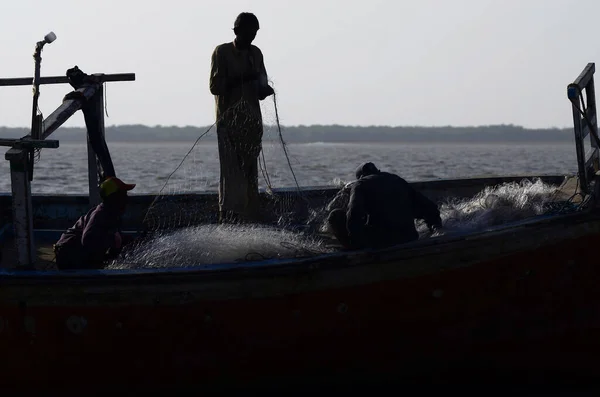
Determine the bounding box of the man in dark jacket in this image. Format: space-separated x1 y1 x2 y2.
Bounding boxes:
327 162 442 250
53 177 135 269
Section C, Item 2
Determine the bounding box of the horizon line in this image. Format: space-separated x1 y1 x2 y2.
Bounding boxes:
0 123 575 130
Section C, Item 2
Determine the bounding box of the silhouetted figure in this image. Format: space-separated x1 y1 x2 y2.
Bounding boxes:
327 163 442 250
53 177 135 269
209 12 275 223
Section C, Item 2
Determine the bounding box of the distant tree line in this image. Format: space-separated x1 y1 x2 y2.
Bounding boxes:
0 124 575 144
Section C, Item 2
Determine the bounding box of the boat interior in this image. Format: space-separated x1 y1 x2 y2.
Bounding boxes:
0 173 585 273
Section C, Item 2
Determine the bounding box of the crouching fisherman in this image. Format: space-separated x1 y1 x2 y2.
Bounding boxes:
327 162 442 250
53 177 136 270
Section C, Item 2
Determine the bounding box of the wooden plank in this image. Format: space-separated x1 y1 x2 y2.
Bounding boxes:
8 157 36 267
5 85 98 161
0 237 56 271
17 139 59 149
42 85 100 140
580 112 597 140
0 138 59 149
0 73 136 87
587 75 598 124
87 86 104 206
551 175 583 203
585 148 597 161
585 150 599 172
570 64 596 193
572 62 595 90
572 98 588 191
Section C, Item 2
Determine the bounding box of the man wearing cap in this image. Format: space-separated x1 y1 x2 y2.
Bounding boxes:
209 12 275 223
326 162 442 250
53 176 135 270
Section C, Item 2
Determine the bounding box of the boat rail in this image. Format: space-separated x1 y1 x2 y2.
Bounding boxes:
568 62 599 193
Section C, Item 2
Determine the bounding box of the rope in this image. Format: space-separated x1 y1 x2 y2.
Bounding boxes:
104 82 109 118
141 113 219 228
259 148 273 193
272 90 302 195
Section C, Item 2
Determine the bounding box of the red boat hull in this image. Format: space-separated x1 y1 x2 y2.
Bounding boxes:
1 213 600 392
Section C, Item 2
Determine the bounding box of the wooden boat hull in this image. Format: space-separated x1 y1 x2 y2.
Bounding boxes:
1 181 599 391
0 59 596 392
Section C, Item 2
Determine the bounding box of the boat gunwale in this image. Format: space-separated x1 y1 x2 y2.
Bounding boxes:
0 173 584 285
0 205 595 285
0 173 570 200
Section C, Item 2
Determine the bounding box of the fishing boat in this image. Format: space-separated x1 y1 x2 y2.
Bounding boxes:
0 34 599 393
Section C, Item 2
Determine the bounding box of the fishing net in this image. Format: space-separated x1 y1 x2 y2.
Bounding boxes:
301 177 581 240
108 223 334 270
141 91 312 232
112 177 580 269
417 178 580 237
113 87 340 269
121 79 582 270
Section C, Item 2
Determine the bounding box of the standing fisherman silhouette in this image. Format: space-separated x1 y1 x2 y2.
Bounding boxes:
209 12 275 223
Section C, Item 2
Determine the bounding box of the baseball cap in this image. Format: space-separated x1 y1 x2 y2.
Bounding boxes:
100 176 135 199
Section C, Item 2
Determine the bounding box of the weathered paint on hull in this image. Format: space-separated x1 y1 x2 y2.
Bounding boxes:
0 213 599 391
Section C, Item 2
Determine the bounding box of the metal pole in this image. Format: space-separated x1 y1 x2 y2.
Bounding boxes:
29 41 45 182
31 41 43 140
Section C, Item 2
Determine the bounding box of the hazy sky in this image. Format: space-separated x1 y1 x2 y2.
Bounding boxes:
1 0 599 129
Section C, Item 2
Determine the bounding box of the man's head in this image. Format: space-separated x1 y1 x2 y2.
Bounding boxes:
233 12 259 47
100 177 135 212
355 162 380 180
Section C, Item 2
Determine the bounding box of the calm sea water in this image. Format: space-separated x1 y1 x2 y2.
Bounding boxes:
0 142 577 195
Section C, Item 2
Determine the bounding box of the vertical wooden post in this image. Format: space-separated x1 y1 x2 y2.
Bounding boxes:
87 84 104 206
7 150 35 267
588 78 598 148
568 63 597 194
571 88 587 190
586 78 600 180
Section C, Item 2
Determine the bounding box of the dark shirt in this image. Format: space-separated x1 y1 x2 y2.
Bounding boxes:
209 42 268 125
346 172 442 249
55 203 121 263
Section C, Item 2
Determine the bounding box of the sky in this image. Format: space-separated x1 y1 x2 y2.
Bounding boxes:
1 0 600 129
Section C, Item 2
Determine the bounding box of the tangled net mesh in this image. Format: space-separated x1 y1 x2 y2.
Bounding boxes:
110 176 580 269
